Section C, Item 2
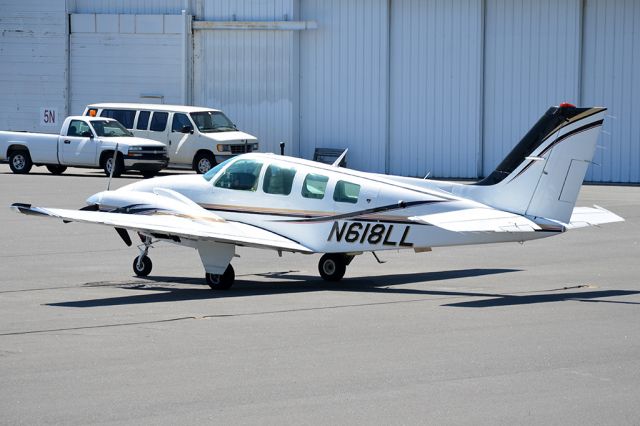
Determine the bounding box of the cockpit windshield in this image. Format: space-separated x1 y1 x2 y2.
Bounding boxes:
90 120 133 137
190 111 237 132
203 158 233 182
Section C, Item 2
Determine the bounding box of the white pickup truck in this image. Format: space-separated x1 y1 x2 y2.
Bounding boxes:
0 116 169 177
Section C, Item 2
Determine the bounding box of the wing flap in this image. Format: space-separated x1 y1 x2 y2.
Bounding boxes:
409 207 541 233
11 204 313 253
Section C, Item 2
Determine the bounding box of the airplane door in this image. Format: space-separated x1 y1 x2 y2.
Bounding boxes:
60 119 98 165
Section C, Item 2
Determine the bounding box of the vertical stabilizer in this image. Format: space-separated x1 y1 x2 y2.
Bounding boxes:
455 104 607 224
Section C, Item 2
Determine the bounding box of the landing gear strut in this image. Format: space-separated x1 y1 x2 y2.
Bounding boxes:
318 253 354 282
206 264 235 290
133 237 153 277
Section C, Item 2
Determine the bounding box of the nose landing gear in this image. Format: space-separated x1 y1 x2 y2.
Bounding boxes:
133 236 153 277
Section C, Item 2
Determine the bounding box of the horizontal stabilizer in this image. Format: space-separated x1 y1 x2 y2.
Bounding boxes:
409 208 541 233
565 205 625 229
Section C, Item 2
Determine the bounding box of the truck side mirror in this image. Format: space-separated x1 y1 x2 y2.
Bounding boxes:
181 125 194 134
81 130 93 138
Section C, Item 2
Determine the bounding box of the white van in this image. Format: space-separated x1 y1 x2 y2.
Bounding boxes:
84 103 258 173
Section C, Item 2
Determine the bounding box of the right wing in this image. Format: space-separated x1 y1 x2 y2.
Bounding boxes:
11 203 313 253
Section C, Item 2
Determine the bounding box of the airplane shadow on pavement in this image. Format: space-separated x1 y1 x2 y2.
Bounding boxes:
46 268 640 309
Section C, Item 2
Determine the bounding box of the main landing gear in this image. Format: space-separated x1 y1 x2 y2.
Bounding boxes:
205 264 235 290
318 253 354 282
133 236 153 277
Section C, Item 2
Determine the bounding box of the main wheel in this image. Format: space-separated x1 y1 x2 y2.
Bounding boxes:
9 150 33 174
103 153 124 177
132 256 152 277
206 264 235 290
318 253 347 282
46 165 67 175
193 151 216 174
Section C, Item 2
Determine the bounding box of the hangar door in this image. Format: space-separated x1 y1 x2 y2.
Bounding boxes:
69 14 184 115
389 0 483 178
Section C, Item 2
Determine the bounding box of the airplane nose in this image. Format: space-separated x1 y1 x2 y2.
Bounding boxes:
86 191 106 206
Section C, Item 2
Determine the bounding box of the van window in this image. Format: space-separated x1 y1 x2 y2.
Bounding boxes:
150 112 168 132
101 109 135 129
172 113 191 132
301 173 329 199
137 111 150 130
333 180 360 204
263 164 296 195
214 159 263 191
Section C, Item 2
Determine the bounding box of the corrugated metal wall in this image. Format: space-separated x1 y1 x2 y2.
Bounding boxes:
0 0 67 132
193 1 297 156
582 0 640 183
2 0 639 182
482 0 582 175
300 0 388 172
390 0 482 178
68 14 184 115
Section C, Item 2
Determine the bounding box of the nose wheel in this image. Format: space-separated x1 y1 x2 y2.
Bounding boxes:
206 264 235 290
133 236 153 277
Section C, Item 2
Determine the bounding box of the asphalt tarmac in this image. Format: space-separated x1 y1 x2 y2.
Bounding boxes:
1 164 639 425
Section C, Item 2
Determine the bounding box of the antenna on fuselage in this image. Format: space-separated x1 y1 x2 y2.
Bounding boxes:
106 143 119 191
331 149 348 167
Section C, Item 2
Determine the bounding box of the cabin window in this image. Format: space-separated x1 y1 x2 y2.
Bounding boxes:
333 180 360 204
101 109 135 129
136 111 150 130
263 164 296 195
149 112 168 132
301 173 329 199
214 159 263 191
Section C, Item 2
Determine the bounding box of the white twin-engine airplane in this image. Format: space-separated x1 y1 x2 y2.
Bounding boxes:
12 104 623 290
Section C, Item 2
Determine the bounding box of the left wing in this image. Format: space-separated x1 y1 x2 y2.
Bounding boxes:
11 203 313 253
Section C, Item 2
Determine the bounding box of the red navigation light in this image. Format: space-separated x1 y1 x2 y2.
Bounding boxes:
559 102 576 108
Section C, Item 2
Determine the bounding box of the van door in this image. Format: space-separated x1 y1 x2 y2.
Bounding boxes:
168 112 193 163
143 111 170 147
60 119 98 165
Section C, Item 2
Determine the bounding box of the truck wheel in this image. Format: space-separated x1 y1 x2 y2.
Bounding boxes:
193 151 216 174
141 170 159 179
9 150 33 174
103 153 124 177
46 165 67 175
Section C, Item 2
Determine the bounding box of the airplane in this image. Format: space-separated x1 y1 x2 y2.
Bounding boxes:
11 103 624 290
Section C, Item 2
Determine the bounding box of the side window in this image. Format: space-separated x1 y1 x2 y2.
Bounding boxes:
333 180 361 204
136 111 150 130
67 120 90 137
171 113 191 132
263 164 296 195
101 109 135 129
214 159 264 191
301 173 329 199
149 112 168 132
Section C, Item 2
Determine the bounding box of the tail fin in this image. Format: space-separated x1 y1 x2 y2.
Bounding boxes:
460 104 607 224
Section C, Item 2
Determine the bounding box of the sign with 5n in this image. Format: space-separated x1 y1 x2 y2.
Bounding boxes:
40 108 58 127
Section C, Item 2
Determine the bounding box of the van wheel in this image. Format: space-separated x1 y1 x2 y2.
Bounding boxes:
103 153 124 177
193 151 216 174
9 150 33 174
46 165 67 175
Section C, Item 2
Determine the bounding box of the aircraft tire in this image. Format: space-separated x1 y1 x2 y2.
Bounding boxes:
318 253 347 282
206 264 235 290
132 255 152 277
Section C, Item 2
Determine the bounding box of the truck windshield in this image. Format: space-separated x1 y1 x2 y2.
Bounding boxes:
90 120 133 137
190 111 237 132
